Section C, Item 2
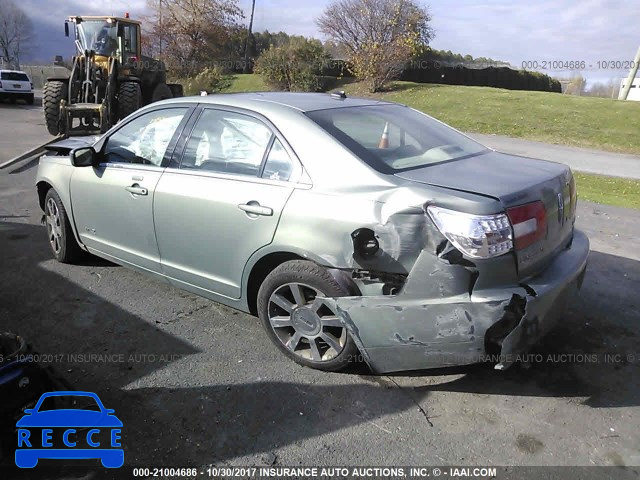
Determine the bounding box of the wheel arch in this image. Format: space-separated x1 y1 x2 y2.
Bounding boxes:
244 251 305 316
243 247 361 316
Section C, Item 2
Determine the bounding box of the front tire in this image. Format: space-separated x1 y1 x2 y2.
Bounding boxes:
44 189 84 263
117 81 142 121
43 81 67 135
257 260 359 372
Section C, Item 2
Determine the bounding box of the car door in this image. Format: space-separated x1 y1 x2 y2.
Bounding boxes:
69 106 191 274
154 107 301 300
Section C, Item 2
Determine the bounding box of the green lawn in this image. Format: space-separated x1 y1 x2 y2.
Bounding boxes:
220 74 640 155
219 74 269 93
574 173 640 210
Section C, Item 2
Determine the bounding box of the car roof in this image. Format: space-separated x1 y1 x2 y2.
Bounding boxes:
164 92 395 114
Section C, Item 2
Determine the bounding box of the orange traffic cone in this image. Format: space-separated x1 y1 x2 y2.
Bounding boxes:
378 122 389 149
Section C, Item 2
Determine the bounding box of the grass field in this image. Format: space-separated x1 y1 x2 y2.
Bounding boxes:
219 74 640 155
574 173 640 210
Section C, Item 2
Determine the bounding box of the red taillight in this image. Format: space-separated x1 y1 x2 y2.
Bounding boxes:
507 201 547 250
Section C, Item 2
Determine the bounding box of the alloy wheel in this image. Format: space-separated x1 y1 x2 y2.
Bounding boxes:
268 283 347 362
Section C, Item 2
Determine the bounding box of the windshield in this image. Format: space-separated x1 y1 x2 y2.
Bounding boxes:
77 20 118 56
38 395 101 412
306 104 488 173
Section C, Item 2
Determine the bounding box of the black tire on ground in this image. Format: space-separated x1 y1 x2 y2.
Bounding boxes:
117 81 142 121
151 83 173 103
43 81 67 135
167 83 184 98
44 189 84 264
27 94 34 105
257 260 360 372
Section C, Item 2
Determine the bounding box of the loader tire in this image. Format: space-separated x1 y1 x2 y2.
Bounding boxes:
151 83 173 103
168 83 184 98
43 81 67 136
118 81 142 121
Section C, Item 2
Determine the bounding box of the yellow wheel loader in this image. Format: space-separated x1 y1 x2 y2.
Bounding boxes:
43 14 183 137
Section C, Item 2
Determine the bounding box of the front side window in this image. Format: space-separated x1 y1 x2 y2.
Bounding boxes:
180 109 273 177
103 108 187 166
306 104 488 173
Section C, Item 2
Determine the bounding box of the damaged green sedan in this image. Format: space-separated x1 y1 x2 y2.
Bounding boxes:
35 92 589 373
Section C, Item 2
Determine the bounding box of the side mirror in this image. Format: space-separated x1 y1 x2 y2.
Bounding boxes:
65 22 70 38
71 147 98 167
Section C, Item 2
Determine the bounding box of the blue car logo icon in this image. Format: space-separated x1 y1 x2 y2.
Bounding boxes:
15 391 123 468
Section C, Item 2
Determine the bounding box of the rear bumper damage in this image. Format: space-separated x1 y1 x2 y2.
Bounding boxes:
323 229 589 374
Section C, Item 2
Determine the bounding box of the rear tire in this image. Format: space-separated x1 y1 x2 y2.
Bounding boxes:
44 189 84 264
27 93 35 105
168 83 184 98
43 81 67 135
257 260 359 372
117 81 142 121
151 83 173 103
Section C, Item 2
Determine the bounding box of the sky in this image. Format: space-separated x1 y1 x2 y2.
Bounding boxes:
15 0 640 87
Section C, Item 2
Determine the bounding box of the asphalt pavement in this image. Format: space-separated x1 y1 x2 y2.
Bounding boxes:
470 133 640 180
0 99 639 475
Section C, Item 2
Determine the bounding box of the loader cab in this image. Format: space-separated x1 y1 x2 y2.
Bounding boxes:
66 16 141 68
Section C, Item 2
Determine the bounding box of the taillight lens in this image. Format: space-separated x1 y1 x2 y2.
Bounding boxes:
427 206 513 259
507 201 547 250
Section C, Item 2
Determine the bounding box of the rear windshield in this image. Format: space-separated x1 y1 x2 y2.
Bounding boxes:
1 72 29 81
306 104 488 173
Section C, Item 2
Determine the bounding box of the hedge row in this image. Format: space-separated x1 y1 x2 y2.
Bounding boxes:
400 61 561 92
320 59 560 93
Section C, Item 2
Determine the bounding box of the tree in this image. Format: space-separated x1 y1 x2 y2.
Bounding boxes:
0 0 34 69
144 0 244 76
317 0 434 92
255 37 330 92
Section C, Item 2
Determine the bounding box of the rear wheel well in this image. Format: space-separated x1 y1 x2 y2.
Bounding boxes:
246 252 304 316
37 182 53 211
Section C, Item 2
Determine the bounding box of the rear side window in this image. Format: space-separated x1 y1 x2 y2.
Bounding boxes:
262 138 294 181
180 109 273 177
1 72 29 81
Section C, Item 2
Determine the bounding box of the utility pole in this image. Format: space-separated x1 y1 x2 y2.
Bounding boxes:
243 0 256 74
158 0 163 57
619 45 640 101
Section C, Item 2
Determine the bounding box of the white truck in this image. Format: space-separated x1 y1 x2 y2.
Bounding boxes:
0 69 34 105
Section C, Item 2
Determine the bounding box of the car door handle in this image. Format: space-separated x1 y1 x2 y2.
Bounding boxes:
238 203 273 216
125 185 148 196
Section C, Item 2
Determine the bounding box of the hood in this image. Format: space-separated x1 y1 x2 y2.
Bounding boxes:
17 410 123 428
44 136 101 155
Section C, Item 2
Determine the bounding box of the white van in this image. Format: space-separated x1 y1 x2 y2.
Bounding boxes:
0 70 34 104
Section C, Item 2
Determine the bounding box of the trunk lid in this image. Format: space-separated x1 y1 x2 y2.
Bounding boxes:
396 151 577 277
